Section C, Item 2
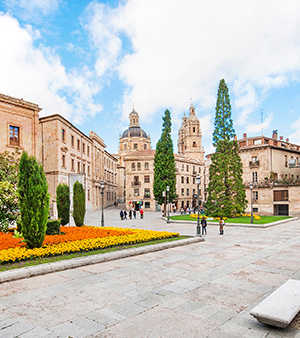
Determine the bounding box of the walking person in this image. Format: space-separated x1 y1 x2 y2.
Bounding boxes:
201 216 207 235
129 209 132 220
120 210 124 221
124 210 127 220
140 208 144 219
219 217 225 235
133 210 136 219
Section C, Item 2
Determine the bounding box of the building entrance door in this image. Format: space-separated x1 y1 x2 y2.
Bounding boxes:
274 204 289 216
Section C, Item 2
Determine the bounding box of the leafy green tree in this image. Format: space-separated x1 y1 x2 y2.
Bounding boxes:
153 109 176 215
56 183 70 225
206 79 247 217
73 181 85 227
18 152 50 248
0 149 21 231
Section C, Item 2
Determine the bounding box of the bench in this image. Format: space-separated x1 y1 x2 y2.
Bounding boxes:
250 279 300 328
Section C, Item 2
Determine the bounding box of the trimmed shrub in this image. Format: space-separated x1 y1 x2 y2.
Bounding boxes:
18 152 50 248
46 219 61 235
73 181 85 227
56 183 70 225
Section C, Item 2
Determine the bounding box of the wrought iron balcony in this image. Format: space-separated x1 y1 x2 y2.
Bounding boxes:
249 160 260 168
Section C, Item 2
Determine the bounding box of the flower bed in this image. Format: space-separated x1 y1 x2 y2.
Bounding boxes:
0 226 179 264
189 213 261 221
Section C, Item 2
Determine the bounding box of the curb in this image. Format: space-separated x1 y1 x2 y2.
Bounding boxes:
163 217 299 228
0 237 204 284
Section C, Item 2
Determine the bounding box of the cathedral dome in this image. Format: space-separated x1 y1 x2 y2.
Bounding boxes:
121 126 148 138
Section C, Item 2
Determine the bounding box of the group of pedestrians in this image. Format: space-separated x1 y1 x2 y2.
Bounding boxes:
119 208 144 221
199 216 225 236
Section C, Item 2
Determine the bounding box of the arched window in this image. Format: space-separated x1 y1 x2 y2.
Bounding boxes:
193 141 197 147
137 162 141 170
145 162 149 170
132 162 135 171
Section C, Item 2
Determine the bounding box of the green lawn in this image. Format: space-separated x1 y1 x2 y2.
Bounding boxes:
169 215 291 224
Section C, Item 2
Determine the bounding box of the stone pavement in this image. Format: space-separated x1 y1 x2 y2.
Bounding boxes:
1 209 300 337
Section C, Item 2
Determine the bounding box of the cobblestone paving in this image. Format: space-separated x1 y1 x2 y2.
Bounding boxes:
0 210 300 337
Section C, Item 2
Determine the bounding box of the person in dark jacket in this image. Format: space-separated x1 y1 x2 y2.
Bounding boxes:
201 216 207 235
120 210 124 220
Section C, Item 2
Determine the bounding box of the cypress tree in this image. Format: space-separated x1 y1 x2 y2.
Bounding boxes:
206 79 247 217
18 152 49 248
73 181 85 226
56 183 70 226
153 109 176 213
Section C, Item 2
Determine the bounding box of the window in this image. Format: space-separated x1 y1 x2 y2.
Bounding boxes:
83 143 85 154
198 167 201 173
181 188 184 196
77 162 80 172
124 144 127 150
62 154 66 168
144 188 150 198
71 159 75 171
88 189 90 201
254 139 262 145
131 162 135 171
187 188 189 196
87 146 90 156
252 156 258 162
186 165 189 171
62 129 65 142
145 162 149 170
252 172 258 183
193 189 195 196
144 144 147 150
134 143 138 149
71 135 74 147
193 141 197 147
88 165 90 176
285 155 288 167
253 191 258 201
186 177 189 184
83 163 86 174
134 189 139 196
133 176 139 185
137 162 141 171
193 127 195 133
181 176 184 183
253 207 258 212
274 190 288 201
145 202 150 208
77 139 80 151
144 175 150 183
193 177 195 184
9 126 20 146
181 164 184 171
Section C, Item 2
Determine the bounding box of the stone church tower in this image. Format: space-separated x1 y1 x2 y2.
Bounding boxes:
178 103 205 161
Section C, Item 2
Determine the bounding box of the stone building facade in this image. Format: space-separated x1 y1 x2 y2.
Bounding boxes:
237 131 300 216
117 105 206 211
0 93 41 162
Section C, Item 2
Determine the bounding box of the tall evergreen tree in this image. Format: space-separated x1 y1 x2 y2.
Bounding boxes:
153 109 176 214
206 79 247 217
18 152 49 248
56 183 70 225
73 181 85 226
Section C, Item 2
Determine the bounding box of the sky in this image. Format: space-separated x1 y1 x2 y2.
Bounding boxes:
1 0 300 156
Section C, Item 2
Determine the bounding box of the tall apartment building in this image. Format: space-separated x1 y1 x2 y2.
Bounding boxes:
237 131 300 216
117 104 206 211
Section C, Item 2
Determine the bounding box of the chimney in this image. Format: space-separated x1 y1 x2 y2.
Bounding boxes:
286 138 289 143
243 133 247 139
272 130 278 139
234 135 237 140
280 136 283 140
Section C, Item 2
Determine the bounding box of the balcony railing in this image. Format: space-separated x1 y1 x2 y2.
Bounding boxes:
144 195 151 199
249 160 260 168
131 182 141 187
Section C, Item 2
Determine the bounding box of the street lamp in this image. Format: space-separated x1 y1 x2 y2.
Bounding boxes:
100 181 105 226
166 186 170 223
196 175 202 237
162 190 166 217
249 182 254 224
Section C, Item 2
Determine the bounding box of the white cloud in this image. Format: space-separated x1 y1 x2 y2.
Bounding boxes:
85 0 300 125
4 0 62 20
245 112 273 134
289 117 300 144
0 13 102 122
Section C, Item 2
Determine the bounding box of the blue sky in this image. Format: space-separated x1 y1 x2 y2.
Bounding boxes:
1 0 300 155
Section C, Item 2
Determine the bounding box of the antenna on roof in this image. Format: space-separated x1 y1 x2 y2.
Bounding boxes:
260 108 264 135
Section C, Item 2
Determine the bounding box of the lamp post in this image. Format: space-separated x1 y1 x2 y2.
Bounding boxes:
249 182 254 224
162 190 166 217
196 175 201 237
100 181 105 226
166 186 170 223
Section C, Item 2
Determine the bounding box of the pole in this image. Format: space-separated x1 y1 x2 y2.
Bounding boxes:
250 188 253 224
197 183 201 236
167 190 170 223
101 189 104 226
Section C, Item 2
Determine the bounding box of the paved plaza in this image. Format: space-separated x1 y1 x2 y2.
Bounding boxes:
0 209 300 337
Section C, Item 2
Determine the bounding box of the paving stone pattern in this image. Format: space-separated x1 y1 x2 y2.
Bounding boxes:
0 209 300 337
